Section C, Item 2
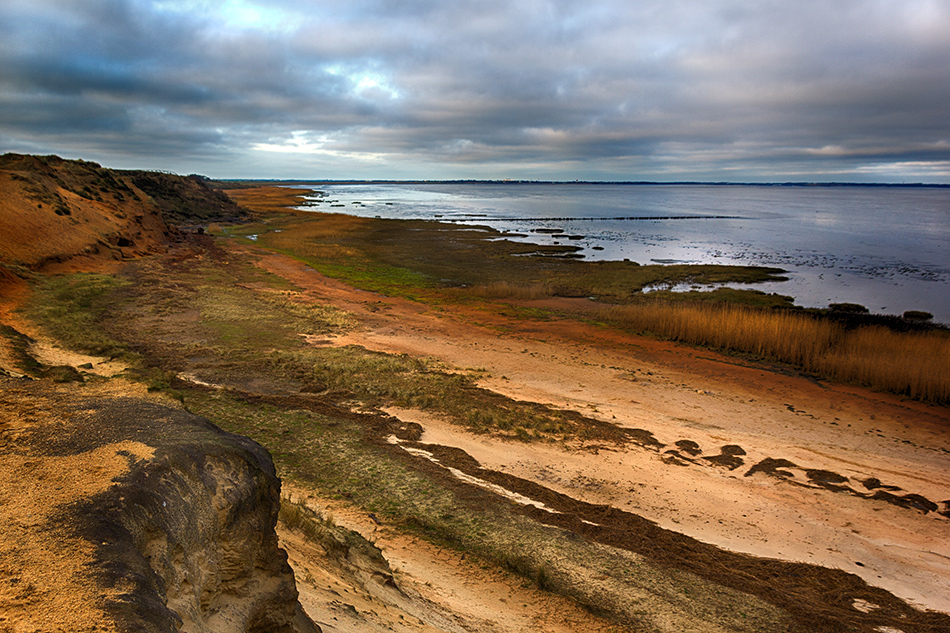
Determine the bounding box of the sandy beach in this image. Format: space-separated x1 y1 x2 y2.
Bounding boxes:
251 247 950 615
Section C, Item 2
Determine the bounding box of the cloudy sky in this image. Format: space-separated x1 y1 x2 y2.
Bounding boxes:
1 0 948 181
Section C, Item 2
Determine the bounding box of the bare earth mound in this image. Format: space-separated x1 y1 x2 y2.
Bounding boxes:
0 377 317 633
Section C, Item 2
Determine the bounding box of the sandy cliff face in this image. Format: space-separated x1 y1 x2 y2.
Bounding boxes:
0 377 319 633
0 154 171 273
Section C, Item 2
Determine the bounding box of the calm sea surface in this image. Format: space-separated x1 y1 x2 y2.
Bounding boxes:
294 183 950 324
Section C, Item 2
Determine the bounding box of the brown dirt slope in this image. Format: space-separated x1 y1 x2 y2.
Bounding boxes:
0 154 169 273
0 153 248 275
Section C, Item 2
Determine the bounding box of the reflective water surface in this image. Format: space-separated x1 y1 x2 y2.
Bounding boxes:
296 183 950 324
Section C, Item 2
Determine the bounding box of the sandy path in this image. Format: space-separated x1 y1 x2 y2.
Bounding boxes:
251 248 950 614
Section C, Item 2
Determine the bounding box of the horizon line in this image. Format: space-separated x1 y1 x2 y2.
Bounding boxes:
219 178 950 188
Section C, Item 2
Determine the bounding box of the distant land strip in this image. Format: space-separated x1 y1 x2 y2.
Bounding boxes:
443 214 744 222
227 179 950 188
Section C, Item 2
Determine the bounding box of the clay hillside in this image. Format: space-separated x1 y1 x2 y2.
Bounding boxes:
0 153 247 275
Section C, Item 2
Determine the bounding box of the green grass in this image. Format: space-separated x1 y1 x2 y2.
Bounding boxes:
26 273 132 358
222 212 787 304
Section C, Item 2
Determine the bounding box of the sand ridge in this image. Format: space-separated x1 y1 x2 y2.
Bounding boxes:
279 486 628 633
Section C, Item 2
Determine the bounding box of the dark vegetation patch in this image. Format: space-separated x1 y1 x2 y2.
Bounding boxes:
415 442 950 633
745 458 799 479
675 439 703 456
702 444 747 470
123 171 249 225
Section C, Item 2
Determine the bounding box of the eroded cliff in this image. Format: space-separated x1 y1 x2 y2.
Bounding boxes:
0 377 318 633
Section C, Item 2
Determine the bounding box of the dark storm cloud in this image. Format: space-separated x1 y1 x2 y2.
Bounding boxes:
1 0 948 180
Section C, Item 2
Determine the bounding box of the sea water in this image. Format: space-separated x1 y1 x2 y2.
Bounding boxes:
294 183 950 324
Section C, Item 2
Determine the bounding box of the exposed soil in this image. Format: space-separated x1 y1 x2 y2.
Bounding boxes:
246 246 950 616
0 379 157 633
279 487 627 633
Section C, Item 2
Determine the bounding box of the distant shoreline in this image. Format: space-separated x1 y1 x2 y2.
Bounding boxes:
221 179 950 188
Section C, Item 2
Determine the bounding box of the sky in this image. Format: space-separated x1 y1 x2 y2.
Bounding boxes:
1 0 949 182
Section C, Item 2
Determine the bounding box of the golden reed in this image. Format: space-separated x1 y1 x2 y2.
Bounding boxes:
602 301 950 403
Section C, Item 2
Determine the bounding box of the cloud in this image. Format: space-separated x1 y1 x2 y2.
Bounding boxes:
1 0 948 180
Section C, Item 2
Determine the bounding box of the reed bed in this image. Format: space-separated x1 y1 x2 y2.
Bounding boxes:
469 281 555 300
602 301 950 403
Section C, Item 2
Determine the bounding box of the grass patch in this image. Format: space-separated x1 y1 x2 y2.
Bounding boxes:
262 343 618 442
468 280 556 300
27 273 132 358
640 286 797 309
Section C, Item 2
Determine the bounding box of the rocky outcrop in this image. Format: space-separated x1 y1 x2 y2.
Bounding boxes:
0 377 319 633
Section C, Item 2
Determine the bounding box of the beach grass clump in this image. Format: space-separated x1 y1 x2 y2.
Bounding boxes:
604 301 840 366
813 325 950 403
602 301 950 402
27 273 132 358
279 497 336 537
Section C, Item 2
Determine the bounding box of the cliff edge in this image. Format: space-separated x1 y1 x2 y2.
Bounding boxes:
0 376 319 633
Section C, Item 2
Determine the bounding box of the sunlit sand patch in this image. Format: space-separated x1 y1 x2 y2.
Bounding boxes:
0 439 154 632
178 373 226 389
29 338 128 376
